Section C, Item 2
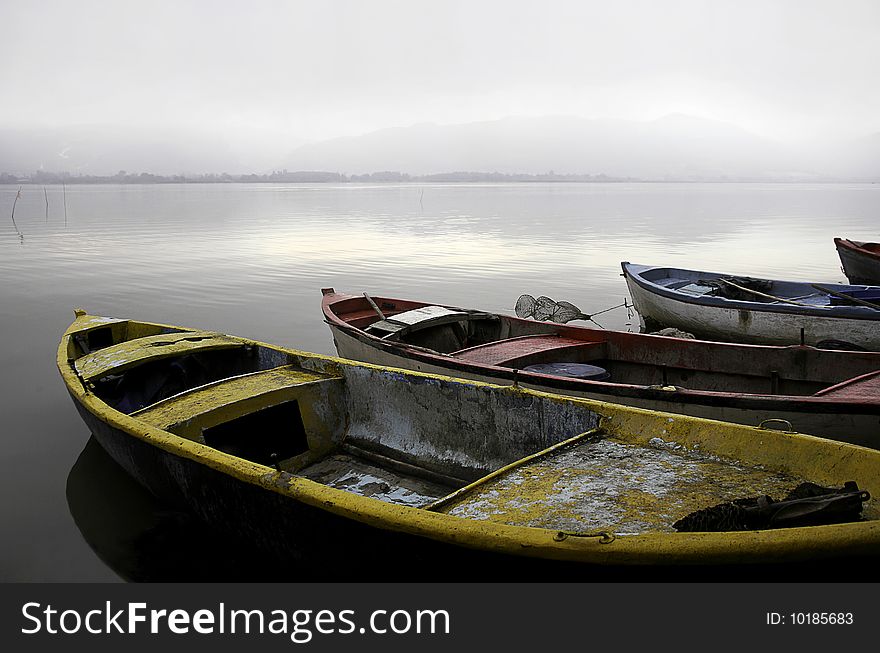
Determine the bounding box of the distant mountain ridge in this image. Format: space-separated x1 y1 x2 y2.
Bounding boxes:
1 115 878 180
281 114 879 180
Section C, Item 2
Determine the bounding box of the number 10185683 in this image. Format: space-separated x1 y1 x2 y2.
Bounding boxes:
766 612 854 625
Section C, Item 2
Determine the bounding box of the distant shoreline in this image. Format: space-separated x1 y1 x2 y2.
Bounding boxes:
2 171 876 184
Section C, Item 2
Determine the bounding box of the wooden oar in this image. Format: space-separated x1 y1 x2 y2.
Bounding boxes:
718 279 812 307
363 292 387 319
812 284 880 310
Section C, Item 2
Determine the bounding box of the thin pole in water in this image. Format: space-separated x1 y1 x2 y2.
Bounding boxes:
11 185 23 241
62 183 68 226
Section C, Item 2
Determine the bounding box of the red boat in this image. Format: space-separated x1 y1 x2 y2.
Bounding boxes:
321 288 880 447
835 237 880 285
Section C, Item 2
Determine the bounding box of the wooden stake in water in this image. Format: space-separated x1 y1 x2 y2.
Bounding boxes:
44 186 49 222
11 185 23 241
63 183 68 226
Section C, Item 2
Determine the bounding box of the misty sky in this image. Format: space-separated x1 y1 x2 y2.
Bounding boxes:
2 0 879 145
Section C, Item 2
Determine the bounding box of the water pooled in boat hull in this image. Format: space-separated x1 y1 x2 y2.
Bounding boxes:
444 437 817 534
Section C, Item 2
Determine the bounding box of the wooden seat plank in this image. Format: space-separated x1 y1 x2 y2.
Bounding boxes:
133 364 340 431
452 334 603 367
814 370 880 401
75 330 244 381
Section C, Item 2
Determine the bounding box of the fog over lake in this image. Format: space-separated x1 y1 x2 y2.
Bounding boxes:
1 2 879 179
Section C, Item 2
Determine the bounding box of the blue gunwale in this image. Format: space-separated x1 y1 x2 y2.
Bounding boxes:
622 261 880 321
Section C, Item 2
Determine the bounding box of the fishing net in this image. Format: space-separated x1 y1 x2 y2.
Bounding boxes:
515 294 587 323
673 482 869 532
514 294 536 319
553 301 586 324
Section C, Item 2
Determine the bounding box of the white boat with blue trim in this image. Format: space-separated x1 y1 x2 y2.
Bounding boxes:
621 261 880 350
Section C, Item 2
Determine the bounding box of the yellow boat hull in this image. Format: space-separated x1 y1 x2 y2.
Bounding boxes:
58 312 880 570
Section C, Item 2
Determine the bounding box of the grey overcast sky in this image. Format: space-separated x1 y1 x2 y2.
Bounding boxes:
2 0 879 144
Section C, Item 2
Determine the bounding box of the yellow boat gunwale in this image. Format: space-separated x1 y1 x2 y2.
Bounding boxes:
57 312 880 566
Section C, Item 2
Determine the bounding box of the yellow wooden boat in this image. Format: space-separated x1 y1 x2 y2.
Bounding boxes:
57 310 880 572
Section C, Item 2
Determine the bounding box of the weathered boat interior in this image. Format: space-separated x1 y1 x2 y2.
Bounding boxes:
853 241 880 254
838 238 880 258
65 315 878 536
332 298 880 396
435 436 820 533
632 265 880 308
68 316 600 503
633 266 840 305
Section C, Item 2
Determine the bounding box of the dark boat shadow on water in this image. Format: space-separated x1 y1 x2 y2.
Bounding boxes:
66 437 286 582
67 436 879 583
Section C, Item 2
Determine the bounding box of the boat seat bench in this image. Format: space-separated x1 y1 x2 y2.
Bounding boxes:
75 330 244 382
132 364 343 439
451 335 606 368
366 306 493 339
297 451 457 508
813 370 880 401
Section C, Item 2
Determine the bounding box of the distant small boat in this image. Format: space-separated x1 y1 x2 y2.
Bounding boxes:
622 261 880 350
835 237 880 285
58 311 880 570
321 289 880 446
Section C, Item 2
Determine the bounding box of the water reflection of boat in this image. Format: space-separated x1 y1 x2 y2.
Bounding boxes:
57 311 880 580
66 436 283 581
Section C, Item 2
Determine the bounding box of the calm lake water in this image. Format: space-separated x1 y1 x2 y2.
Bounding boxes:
1 181 877 581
